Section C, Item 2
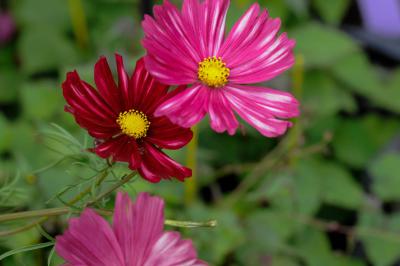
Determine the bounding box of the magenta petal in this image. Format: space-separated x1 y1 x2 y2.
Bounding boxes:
220 4 295 83
113 192 164 266
155 84 209 128
55 209 125 266
142 0 200 85
145 231 208 266
224 85 300 137
207 88 239 135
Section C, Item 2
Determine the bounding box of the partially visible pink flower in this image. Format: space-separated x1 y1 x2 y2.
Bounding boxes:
56 192 207 266
0 12 16 45
142 0 299 137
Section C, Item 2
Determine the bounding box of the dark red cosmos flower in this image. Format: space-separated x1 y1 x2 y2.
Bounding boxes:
62 55 193 183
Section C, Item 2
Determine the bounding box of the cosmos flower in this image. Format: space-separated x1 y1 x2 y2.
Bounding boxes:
142 0 300 137
62 55 193 182
56 192 207 266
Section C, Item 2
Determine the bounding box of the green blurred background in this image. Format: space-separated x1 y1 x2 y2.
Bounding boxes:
1 0 400 265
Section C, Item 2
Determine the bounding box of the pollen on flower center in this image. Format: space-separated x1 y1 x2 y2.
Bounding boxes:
116 109 150 139
198 56 230 88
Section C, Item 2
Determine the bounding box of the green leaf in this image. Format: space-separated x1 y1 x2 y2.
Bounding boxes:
18 26 78 75
303 70 356 117
319 162 363 209
0 114 12 153
369 153 400 201
0 242 54 261
312 0 351 25
357 209 400 266
332 115 399 168
290 22 358 67
0 69 20 103
332 53 400 114
13 0 70 31
20 80 63 120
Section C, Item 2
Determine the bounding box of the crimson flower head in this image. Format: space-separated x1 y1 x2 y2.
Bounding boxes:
62 55 193 183
56 192 207 266
142 0 300 137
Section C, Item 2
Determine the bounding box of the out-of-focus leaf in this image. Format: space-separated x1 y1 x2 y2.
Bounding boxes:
0 69 20 103
293 158 322 215
0 114 12 153
295 157 363 209
303 70 356 117
312 0 351 25
332 116 400 168
369 153 400 201
20 80 63 120
13 0 70 30
291 22 358 67
295 227 365 266
185 204 245 265
18 26 78 75
319 161 364 209
358 209 400 266
284 0 309 17
259 0 289 21
332 53 400 114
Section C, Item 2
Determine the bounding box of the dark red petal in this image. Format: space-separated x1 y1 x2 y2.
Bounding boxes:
94 56 123 113
138 142 192 183
146 116 193 149
129 58 169 113
115 54 131 111
62 71 116 126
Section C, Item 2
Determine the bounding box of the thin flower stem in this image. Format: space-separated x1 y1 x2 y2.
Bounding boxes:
68 169 109 205
68 0 89 49
84 171 137 207
185 125 199 205
0 208 71 223
165 219 217 228
0 171 137 237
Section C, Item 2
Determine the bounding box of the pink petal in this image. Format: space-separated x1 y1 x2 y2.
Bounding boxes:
207 88 238 135
55 209 125 266
138 142 192 182
144 231 208 266
220 4 295 83
224 84 299 137
113 192 164 266
154 84 209 128
142 0 200 85
182 0 229 57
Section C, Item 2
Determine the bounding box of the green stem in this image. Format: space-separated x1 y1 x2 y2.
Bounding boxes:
185 125 199 205
68 0 89 49
69 170 109 205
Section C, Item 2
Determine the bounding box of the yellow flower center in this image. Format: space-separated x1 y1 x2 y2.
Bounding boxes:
198 56 230 88
116 109 150 139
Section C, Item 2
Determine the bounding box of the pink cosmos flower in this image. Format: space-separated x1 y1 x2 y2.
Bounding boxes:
56 192 207 266
142 0 300 137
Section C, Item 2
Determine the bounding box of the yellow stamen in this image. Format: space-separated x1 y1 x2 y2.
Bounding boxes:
116 109 150 139
198 56 230 88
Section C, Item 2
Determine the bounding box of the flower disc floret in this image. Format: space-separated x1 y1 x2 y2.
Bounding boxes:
198 56 230 88
117 109 150 139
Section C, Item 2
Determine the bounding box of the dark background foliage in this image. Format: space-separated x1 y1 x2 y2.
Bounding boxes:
1 0 400 265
